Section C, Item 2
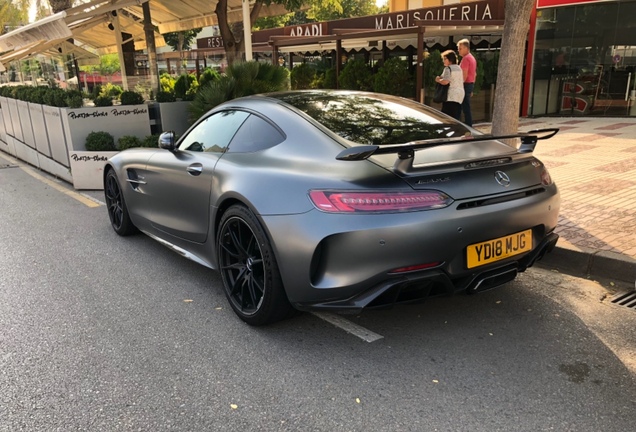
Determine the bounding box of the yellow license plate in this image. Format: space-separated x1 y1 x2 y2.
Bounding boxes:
466 229 533 269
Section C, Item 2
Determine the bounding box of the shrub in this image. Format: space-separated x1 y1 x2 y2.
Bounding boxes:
198 68 220 89
93 95 113 107
188 61 289 122
102 83 123 99
67 95 83 108
30 87 49 104
374 58 413 97
339 60 373 91
156 90 175 103
142 134 161 148
473 58 484 97
117 135 142 150
483 52 500 88
120 90 145 105
43 88 69 107
290 63 316 90
90 84 102 100
85 131 116 151
174 74 198 99
423 50 443 91
160 74 175 93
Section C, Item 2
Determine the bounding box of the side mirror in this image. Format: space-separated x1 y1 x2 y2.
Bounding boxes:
159 131 176 151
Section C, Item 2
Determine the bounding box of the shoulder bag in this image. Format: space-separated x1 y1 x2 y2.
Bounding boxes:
433 67 450 104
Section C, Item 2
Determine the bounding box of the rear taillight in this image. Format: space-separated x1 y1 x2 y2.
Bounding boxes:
541 167 552 185
309 190 453 213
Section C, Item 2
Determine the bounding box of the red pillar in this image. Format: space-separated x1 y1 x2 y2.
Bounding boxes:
522 2 539 117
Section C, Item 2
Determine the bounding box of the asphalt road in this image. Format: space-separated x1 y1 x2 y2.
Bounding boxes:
1 155 636 432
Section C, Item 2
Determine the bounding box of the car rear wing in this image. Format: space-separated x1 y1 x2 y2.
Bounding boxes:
336 128 559 174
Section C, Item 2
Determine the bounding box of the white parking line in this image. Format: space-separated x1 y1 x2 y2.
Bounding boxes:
312 312 384 343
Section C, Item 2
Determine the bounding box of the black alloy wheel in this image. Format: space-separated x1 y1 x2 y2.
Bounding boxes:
104 170 136 236
217 205 293 325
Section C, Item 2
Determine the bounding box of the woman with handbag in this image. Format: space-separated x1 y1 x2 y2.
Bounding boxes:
434 50 465 121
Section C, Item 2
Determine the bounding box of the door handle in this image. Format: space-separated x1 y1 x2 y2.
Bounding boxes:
187 163 203 176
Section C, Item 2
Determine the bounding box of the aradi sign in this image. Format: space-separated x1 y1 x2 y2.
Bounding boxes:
284 23 328 37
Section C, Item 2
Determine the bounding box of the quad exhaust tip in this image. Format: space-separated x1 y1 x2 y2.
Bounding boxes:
467 266 518 294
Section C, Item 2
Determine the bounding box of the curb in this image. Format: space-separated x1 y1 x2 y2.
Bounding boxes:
537 241 636 283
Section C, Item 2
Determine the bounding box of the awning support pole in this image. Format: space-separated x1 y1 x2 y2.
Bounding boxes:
336 39 342 89
272 44 278 66
111 9 128 90
416 27 424 103
142 0 159 93
242 0 252 61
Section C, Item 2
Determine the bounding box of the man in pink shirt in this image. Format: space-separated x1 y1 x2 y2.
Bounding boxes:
457 39 476 126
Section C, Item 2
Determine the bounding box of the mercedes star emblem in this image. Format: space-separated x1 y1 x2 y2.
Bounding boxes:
494 171 511 187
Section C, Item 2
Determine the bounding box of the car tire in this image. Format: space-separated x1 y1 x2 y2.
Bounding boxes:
104 169 137 236
217 205 295 326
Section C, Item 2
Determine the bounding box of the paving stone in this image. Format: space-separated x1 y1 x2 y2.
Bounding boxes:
595 122 636 130
570 133 621 142
594 157 636 173
542 144 599 157
570 178 636 195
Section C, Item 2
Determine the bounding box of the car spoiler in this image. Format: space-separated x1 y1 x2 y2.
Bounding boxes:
336 128 559 174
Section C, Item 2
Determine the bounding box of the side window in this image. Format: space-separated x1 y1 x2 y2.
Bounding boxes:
178 110 250 152
227 114 285 153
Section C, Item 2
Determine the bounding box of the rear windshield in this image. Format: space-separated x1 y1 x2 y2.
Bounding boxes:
270 91 473 145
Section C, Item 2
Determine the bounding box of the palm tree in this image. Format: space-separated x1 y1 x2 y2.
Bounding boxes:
188 61 289 122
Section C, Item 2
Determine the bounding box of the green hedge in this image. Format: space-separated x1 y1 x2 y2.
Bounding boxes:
120 90 145 106
85 131 116 151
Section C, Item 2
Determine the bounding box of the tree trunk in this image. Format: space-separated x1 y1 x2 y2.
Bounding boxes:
142 1 159 93
177 33 184 75
491 0 535 136
216 0 262 65
49 0 73 14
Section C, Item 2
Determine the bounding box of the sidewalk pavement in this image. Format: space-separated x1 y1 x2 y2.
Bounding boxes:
474 117 636 283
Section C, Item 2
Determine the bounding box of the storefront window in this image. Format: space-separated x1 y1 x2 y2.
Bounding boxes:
530 0 636 116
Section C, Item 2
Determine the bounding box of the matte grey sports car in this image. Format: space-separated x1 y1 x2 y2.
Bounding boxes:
104 90 560 325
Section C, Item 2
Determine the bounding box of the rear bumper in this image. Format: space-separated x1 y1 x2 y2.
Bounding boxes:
294 233 559 313
261 183 560 309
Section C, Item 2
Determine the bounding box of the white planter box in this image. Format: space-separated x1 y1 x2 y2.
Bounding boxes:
29 103 52 157
157 101 192 136
0 107 6 143
43 105 70 167
0 97 14 137
61 105 151 151
0 138 9 155
7 98 22 141
13 138 40 167
17 100 36 149
38 153 72 183
68 151 118 190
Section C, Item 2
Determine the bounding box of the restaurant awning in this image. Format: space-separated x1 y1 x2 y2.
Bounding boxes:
0 12 71 52
1 0 303 87
122 0 296 34
0 39 99 71
69 12 166 56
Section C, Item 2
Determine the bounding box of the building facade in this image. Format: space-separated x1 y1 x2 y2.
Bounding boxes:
526 0 636 117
